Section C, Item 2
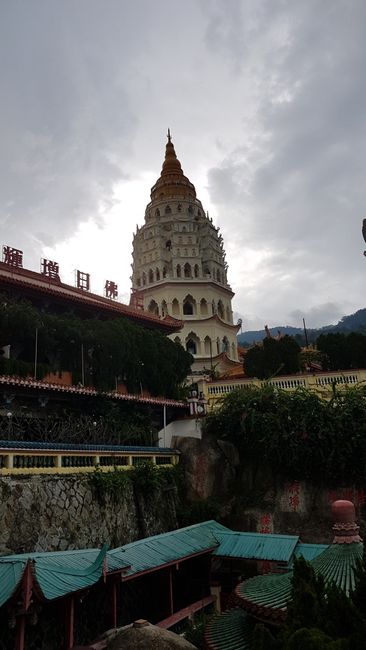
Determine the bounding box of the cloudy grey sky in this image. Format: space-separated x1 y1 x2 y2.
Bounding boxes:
1 1 365 329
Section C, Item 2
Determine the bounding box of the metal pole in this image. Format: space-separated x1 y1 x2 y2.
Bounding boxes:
34 327 38 379
303 318 309 348
163 405 167 447
81 343 85 386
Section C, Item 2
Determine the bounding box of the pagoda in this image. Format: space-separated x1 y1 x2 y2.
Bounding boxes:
130 131 241 374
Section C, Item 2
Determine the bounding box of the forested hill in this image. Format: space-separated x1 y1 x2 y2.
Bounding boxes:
238 308 366 346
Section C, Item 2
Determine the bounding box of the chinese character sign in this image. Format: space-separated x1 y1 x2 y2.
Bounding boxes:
76 270 90 291
3 245 23 268
258 513 272 534
288 481 300 512
41 258 60 280
104 280 118 299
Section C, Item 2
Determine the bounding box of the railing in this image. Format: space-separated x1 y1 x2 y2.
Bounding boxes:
0 442 179 476
201 369 366 407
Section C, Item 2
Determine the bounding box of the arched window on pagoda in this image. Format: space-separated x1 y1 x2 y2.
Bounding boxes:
176 264 181 278
148 300 159 316
142 272 146 286
194 264 199 278
161 300 168 317
222 336 229 353
183 294 196 316
155 209 160 217
172 299 180 316
184 263 192 278
217 300 225 320
217 269 221 283
165 205 172 214
163 266 167 278
204 336 212 356
156 268 160 281
148 269 154 283
186 332 200 356
200 298 208 316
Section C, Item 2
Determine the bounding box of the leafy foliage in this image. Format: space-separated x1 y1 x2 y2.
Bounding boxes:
317 332 366 371
0 293 192 397
89 461 178 504
203 384 366 483
244 336 301 379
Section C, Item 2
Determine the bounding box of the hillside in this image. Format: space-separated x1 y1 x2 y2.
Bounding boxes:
237 308 366 346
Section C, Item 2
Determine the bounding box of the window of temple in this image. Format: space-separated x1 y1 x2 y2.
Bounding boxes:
194 264 199 278
222 336 229 353
176 264 181 278
182 226 187 232
177 204 182 212
200 298 208 316
165 205 171 214
198 210 201 216
204 336 211 356
183 294 196 315
161 300 168 316
186 332 200 355
217 269 221 283
188 205 193 214
184 263 192 278
192 249 196 256
163 266 167 278
204 267 211 277
148 300 159 316
142 273 146 286
156 268 160 281
172 299 180 316
165 239 171 250
217 300 225 319
155 209 160 217
148 269 154 283
184 248 188 256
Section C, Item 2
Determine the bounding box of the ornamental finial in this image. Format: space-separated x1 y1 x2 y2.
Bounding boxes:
167 128 171 143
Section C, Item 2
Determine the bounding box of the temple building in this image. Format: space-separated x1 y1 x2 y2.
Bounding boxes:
130 131 241 374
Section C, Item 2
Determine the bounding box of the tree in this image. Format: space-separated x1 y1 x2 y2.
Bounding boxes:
244 336 300 379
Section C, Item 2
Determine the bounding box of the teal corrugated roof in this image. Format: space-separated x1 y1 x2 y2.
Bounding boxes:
204 608 253 650
0 560 26 608
0 546 111 601
107 521 228 576
213 531 299 563
236 541 363 623
294 543 329 563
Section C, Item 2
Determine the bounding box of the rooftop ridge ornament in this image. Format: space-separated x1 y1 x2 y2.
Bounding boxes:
331 499 362 544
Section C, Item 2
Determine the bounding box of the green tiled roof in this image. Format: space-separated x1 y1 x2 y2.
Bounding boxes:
0 546 109 602
204 608 253 650
235 541 363 623
0 560 26 608
213 531 299 563
107 521 228 577
294 543 329 563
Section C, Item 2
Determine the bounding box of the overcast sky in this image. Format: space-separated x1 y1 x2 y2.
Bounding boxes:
1 1 365 330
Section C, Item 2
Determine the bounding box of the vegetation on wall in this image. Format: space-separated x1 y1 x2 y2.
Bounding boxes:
0 293 192 397
203 385 366 484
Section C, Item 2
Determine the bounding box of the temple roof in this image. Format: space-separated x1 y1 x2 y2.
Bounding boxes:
204 608 253 650
150 131 197 201
232 500 363 624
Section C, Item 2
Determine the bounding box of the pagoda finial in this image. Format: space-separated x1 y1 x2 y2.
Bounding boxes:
167 128 171 143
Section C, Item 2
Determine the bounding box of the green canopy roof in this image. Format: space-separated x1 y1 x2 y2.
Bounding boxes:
204 608 253 650
107 521 228 577
0 546 110 603
213 531 299 563
235 541 363 623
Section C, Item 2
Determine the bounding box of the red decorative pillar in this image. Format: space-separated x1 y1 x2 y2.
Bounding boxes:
64 596 74 650
15 561 33 650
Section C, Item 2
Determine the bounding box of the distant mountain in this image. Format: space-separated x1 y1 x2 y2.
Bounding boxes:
237 308 366 346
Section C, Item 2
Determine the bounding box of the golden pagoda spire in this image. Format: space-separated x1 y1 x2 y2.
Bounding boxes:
150 131 196 201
